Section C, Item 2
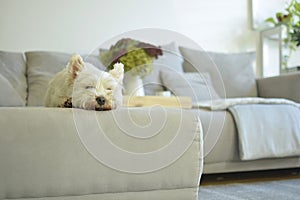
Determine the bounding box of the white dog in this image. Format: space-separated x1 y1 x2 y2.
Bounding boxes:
44 54 124 110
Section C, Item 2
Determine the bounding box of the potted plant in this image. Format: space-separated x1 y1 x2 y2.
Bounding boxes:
265 0 300 68
100 38 163 96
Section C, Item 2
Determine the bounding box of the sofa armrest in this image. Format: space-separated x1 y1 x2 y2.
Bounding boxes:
0 107 202 199
257 72 300 102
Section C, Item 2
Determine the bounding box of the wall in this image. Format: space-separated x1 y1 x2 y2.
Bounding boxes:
0 0 257 53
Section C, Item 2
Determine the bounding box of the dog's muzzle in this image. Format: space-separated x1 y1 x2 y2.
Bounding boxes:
96 96 106 106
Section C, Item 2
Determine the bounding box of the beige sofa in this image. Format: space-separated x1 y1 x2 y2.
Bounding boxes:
0 51 202 199
1 44 300 198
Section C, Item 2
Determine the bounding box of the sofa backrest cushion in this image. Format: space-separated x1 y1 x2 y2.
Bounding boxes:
160 71 220 102
0 51 27 106
179 47 257 98
25 51 105 106
0 74 26 106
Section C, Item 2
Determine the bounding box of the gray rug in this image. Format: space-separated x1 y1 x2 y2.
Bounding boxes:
198 178 300 200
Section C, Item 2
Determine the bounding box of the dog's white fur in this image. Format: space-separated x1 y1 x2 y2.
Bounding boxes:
44 54 124 110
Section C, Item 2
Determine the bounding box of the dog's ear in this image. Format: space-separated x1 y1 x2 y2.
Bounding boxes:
109 62 124 82
68 54 84 78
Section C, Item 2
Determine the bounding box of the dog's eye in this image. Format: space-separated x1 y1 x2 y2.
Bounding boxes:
106 88 112 91
85 86 94 89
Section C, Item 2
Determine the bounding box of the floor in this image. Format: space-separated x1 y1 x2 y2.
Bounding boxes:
200 168 300 186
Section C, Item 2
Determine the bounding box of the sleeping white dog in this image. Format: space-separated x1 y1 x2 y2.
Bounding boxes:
44 54 124 110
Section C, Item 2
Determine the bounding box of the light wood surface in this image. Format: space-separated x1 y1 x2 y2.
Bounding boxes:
123 96 192 109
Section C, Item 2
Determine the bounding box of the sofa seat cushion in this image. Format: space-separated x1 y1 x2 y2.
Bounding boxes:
195 108 239 162
25 51 105 106
0 51 27 106
179 47 257 98
0 107 201 199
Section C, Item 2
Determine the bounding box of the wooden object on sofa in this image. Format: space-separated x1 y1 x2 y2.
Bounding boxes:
123 96 192 109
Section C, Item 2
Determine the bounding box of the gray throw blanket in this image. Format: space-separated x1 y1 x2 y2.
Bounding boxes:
197 98 300 160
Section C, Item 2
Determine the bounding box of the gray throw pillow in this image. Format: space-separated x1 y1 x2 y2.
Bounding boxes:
160 70 220 102
143 42 184 95
25 51 105 106
0 74 25 106
0 51 27 105
179 47 257 98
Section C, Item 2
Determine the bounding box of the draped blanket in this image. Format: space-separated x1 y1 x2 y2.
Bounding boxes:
196 98 300 160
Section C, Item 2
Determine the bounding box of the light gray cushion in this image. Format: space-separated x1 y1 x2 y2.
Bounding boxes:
160 71 220 102
179 47 257 98
25 51 105 106
143 42 184 95
0 51 27 105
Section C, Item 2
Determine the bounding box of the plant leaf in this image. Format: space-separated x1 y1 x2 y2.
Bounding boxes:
265 17 276 24
295 2 300 11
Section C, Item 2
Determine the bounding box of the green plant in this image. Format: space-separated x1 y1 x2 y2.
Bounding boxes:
266 0 300 50
291 24 300 46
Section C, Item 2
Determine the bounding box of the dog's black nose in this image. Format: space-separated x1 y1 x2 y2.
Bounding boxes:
96 96 106 106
